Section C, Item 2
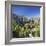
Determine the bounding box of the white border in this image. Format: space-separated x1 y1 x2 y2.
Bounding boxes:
9 5 43 42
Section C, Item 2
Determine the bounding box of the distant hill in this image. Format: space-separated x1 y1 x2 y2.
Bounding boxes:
12 13 40 26
12 14 27 26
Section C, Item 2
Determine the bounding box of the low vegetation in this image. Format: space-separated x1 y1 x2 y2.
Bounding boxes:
12 15 40 38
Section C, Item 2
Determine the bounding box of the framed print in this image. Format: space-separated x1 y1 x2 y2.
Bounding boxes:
5 1 45 44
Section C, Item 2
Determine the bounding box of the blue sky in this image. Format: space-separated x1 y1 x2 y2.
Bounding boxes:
11 5 41 17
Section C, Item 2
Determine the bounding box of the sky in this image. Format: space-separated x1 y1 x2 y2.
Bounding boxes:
11 5 41 18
